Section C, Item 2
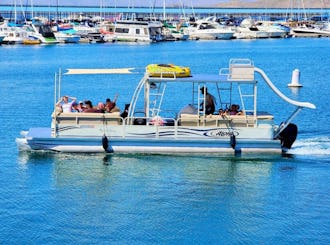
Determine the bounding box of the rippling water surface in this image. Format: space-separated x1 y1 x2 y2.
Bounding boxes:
0 39 329 243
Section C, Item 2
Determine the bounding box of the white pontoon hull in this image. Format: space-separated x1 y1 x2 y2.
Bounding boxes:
17 125 282 154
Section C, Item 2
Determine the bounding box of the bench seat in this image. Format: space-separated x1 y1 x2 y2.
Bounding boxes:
179 113 273 127
53 112 122 125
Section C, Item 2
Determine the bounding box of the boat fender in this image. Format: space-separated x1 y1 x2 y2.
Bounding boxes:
230 135 236 149
279 123 298 149
102 135 109 152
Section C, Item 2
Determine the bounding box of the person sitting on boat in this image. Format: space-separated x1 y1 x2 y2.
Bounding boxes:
55 103 63 115
229 104 238 115
82 100 100 113
105 94 118 113
57 95 77 113
229 104 243 115
218 109 226 116
71 102 80 112
97 102 105 113
77 101 85 112
200 87 216 115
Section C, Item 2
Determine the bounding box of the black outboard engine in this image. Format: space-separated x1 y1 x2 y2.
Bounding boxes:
279 123 298 149
120 104 130 119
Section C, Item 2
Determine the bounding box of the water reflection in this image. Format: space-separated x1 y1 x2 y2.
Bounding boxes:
17 152 284 189
14 151 309 242
288 87 302 97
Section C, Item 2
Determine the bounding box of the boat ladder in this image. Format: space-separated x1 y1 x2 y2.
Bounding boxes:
238 83 257 127
149 81 167 117
216 82 232 111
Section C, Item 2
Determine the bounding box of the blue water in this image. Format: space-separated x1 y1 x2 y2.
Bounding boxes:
0 39 329 243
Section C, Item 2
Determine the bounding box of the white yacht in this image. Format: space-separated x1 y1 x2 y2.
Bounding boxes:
234 18 269 39
188 19 234 40
255 21 287 38
290 24 330 37
104 20 164 42
54 31 80 43
0 22 28 44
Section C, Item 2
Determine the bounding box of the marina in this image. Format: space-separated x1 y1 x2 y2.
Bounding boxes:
1 3 330 44
0 23 329 244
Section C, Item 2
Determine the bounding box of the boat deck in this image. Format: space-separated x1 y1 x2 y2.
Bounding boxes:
27 128 52 138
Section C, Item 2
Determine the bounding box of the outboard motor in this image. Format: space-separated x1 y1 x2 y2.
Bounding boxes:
279 123 298 149
102 135 114 153
102 135 109 151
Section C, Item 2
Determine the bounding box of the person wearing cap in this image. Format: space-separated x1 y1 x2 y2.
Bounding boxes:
71 102 80 112
77 101 85 112
200 87 216 115
56 95 77 113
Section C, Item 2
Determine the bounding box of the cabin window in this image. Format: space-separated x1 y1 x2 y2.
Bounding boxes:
136 29 140 35
116 28 129 34
144 28 148 35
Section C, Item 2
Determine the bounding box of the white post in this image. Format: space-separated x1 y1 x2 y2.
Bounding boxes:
288 69 302 87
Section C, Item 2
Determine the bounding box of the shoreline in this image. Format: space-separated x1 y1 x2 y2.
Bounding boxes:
0 4 329 9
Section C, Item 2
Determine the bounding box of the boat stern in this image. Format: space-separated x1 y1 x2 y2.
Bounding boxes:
16 131 32 151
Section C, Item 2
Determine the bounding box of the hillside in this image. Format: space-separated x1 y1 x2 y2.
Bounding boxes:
1 0 329 8
212 0 329 8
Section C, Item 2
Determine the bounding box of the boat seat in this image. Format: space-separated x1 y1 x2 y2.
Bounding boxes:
180 114 232 127
179 114 200 126
230 114 274 127
200 115 232 127
53 112 122 125
179 113 274 127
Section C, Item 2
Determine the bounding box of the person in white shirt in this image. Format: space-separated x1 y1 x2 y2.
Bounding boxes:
57 95 77 113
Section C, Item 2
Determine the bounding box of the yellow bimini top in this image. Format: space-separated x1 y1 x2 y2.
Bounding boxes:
146 64 191 78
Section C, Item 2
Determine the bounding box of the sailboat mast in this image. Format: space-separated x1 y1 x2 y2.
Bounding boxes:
14 0 17 22
301 0 307 20
31 0 34 19
163 0 166 21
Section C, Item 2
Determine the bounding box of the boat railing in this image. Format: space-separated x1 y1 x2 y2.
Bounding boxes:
218 59 255 82
52 111 274 139
219 67 230 76
146 72 178 79
54 111 273 125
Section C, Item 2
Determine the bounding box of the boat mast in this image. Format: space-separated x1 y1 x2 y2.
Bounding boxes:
14 0 17 23
163 0 166 21
31 0 34 19
301 0 307 21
